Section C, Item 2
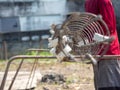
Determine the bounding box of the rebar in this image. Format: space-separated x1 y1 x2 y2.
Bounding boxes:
49 12 111 61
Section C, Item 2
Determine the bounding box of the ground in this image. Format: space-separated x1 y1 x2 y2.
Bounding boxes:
0 58 95 90
34 60 95 90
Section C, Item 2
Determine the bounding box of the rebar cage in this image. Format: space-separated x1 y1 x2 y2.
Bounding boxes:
49 12 110 61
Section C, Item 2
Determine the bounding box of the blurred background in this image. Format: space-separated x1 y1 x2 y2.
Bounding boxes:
0 0 119 59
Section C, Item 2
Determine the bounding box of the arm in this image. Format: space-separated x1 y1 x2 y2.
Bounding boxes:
98 0 116 36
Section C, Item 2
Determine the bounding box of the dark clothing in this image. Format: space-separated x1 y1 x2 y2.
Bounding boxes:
98 60 120 88
92 60 120 90
99 87 120 90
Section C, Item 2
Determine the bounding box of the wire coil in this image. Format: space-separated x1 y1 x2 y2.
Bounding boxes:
49 12 110 61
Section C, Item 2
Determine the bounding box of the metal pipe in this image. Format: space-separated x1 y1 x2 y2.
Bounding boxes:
8 59 24 90
9 55 120 60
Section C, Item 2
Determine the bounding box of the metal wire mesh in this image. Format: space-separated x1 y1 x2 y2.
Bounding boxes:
51 12 110 61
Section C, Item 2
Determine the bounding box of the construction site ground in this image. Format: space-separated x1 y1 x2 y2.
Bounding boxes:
0 58 95 90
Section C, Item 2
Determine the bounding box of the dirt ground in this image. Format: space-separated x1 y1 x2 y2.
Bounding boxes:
34 60 95 90
0 59 95 90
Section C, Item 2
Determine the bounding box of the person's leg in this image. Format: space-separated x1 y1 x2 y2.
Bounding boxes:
98 60 120 90
99 87 120 90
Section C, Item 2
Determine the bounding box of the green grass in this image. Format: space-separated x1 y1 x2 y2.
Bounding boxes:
26 50 53 56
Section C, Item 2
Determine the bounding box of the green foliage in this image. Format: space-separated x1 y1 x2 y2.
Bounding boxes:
39 51 53 56
26 50 53 56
